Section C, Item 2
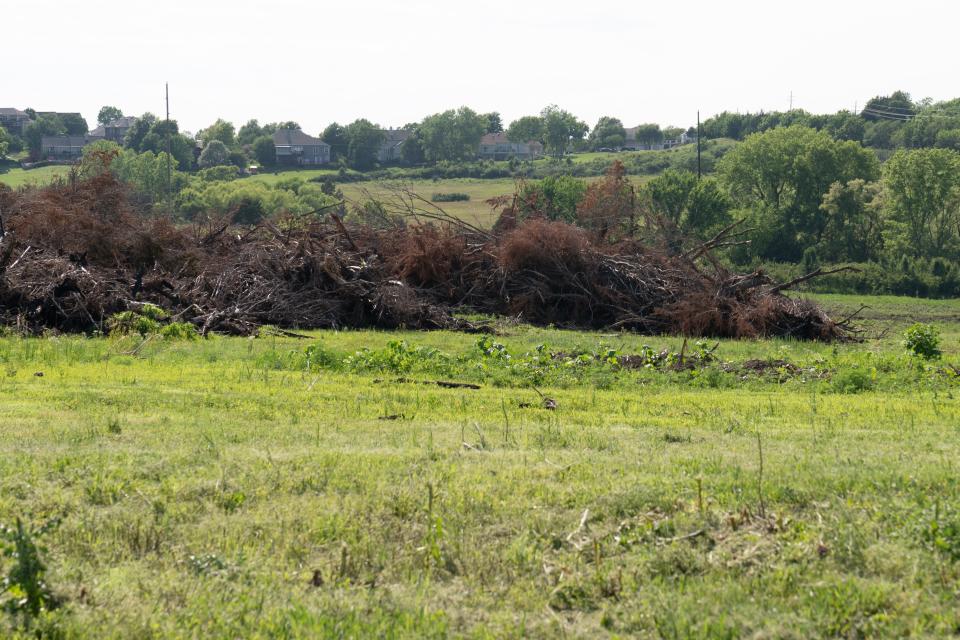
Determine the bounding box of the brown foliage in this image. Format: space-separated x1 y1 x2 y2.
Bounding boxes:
575 160 637 241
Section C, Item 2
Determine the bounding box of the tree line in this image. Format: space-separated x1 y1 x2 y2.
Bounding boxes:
509 124 960 296
701 90 960 151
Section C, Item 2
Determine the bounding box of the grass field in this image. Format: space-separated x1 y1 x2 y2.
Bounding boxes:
1 294 960 637
337 176 651 227
0 165 70 188
339 178 519 227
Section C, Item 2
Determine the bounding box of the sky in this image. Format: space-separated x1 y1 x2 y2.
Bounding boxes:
3 0 958 136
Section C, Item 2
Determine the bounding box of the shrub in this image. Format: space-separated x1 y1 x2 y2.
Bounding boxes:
160 322 199 340
902 323 941 359
108 304 198 340
430 192 470 202
830 367 875 393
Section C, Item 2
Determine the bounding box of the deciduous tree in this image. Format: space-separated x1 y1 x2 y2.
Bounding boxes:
588 116 626 150
199 119 236 147
419 107 487 162
97 106 123 126
718 125 879 261
198 140 231 168
321 123 348 161
541 105 588 157
883 148 960 257
344 119 385 170
506 116 544 145
252 136 276 167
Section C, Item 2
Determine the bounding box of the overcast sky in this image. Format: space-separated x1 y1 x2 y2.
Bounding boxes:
4 0 957 135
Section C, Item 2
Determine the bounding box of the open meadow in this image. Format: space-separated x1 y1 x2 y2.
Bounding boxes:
1 294 960 638
0 166 71 189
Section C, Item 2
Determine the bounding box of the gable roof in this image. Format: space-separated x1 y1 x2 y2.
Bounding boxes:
272 128 328 147
381 128 411 143
106 116 138 128
40 135 96 147
480 132 512 145
480 132 541 147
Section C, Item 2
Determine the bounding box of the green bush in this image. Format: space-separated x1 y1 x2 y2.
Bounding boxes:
902 323 941 359
108 305 198 340
830 367 875 393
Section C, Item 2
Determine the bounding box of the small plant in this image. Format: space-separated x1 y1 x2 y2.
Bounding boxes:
108 305 198 340
923 506 960 561
106 417 122 434
902 323 941 360
0 517 61 622
108 309 163 337
159 322 199 341
188 553 227 576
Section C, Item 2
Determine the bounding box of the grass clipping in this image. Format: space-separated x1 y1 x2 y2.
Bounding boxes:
0 167 852 340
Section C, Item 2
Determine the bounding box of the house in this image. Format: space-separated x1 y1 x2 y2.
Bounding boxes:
477 132 543 160
377 128 410 163
0 108 31 135
103 116 138 144
40 135 102 161
273 129 331 166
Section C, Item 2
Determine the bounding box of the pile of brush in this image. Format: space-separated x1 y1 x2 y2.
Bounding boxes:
0 167 855 340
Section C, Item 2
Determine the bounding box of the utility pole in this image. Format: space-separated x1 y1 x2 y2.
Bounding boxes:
696 110 702 181
789 90 793 110
165 82 172 209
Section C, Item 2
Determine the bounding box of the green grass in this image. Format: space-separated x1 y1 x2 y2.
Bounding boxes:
1 294 960 637
0 165 71 188
340 178 519 227
342 176 650 227
242 167 341 185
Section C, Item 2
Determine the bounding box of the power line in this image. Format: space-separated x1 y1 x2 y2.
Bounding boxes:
862 106 960 121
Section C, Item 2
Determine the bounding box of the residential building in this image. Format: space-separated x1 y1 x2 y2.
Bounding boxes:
477 132 544 160
40 135 102 161
273 129 331 166
104 116 138 144
377 128 410 163
0 108 31 136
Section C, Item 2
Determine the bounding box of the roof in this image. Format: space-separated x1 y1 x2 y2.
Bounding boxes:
106 116 138 128
89 126 106 137
481 132 508 145
481 132 538 146
272 128 328 147
381 128 411 143
40 135 98 146
0 108 28 117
